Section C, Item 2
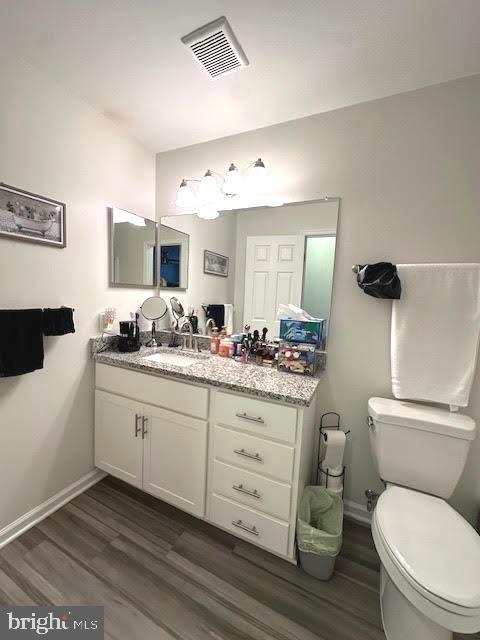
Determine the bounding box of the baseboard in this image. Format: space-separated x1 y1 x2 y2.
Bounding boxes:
0 469 106 549
343 499 372 526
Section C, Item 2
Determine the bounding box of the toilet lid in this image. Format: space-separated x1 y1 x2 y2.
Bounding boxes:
376 487 480 609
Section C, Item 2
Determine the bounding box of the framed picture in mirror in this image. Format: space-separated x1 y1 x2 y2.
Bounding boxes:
204 250 229 277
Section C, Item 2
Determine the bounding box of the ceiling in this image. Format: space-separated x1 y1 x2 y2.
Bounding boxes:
1 0 479 152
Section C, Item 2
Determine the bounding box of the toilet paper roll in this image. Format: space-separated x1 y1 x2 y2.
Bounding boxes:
323 430 346 469
324 465 344 490
326 485 344 498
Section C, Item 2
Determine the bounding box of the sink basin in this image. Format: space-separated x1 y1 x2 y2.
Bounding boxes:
143 352 198 368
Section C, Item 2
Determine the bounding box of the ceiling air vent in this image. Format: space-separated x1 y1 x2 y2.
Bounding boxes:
181 16 249 80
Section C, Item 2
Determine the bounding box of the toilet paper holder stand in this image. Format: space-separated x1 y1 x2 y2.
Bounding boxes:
315 412 350 497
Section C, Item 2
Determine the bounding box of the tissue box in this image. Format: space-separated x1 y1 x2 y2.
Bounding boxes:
279 319 323 345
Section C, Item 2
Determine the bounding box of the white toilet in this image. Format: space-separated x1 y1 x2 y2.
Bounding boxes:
368 396 480 640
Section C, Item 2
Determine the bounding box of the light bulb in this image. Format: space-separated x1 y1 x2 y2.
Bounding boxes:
198 170 220 204
249 158 270 193
223 163 243 195
198 205 220 220
175 179 197 207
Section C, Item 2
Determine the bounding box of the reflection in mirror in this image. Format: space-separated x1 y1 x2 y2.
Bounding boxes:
170 296 185 329
160 198 338 349
110 207 157 287
160 224 189 289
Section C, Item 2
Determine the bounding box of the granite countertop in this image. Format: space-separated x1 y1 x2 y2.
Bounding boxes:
93 345 319 407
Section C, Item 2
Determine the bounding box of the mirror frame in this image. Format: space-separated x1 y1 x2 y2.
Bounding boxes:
159 222 190 291
108 207 158 289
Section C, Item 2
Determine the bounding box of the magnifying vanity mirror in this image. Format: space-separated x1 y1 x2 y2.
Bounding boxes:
170 296 185 329
158 198 339 352
141 296 167 347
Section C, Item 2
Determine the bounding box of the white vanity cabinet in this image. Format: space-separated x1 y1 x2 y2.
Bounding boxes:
142 405 207 517
94 364 208 517
95 390 145 488
208 390 316 561
94 362 317 562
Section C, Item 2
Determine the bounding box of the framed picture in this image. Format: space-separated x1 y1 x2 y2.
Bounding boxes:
0 183 66 248
204 250 229 277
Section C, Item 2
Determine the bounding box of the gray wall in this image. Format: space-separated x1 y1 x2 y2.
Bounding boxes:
0 50 155 531
157 74 480 523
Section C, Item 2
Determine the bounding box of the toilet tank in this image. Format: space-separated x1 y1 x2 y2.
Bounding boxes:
368 397 476 498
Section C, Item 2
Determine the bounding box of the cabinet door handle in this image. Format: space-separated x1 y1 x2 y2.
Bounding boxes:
232 483 261 499
235 412 265 424
141 416 148 439
134 414 142 437
233 448 263 463
231 519 259 536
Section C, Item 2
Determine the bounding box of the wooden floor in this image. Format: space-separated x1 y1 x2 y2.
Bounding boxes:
0 476 477 640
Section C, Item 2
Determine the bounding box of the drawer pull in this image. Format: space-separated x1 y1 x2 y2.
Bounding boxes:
233 448 263 463
134 414 142 437
235 412 265 424
233 483 261 499
231 519 259 536
141 416 148 439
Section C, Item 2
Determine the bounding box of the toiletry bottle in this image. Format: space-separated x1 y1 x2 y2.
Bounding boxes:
210 328 220 355
219 337 232 357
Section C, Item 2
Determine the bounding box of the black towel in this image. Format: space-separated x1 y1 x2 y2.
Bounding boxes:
43 307 75 336
0 309 44 377
205 304 225 330
356 262 402 299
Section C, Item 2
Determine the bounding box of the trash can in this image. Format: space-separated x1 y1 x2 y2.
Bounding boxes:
297 486 343 580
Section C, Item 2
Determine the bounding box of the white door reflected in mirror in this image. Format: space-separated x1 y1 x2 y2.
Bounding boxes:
159 198 338 347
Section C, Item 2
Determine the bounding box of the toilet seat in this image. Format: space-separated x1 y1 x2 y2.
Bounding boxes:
373 486 480 633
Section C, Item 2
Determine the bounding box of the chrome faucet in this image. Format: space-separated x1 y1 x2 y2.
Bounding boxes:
180 320 194 351
205 318 216 336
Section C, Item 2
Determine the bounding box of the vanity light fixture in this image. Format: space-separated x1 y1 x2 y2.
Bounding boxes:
223 163 243 195
174 179 197 207
174 158 275 219
197 205 220 220
198 170 221 203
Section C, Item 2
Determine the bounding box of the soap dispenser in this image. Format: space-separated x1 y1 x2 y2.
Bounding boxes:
210 328 220 354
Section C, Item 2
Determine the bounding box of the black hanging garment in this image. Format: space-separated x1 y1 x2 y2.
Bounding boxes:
204 304 225 330
0 309 44 377
356 262 402 299
43 307 75 336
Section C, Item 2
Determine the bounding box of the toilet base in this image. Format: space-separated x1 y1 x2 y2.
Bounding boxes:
380 566 452 640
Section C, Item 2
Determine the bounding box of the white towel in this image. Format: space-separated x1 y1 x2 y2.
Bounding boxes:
224 304 234 335
391 263 480 408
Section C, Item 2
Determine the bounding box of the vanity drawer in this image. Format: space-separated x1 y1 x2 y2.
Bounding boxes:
209 494 289 556
212 460 291 521
215 391 297 444
213 425 295 483
95 363 208 419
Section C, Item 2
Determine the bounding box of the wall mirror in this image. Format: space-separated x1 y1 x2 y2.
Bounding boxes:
159 223 189 289
109 207 157 287
159 198 339 349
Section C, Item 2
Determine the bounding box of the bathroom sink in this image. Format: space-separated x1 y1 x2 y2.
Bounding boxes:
143 352 198 368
